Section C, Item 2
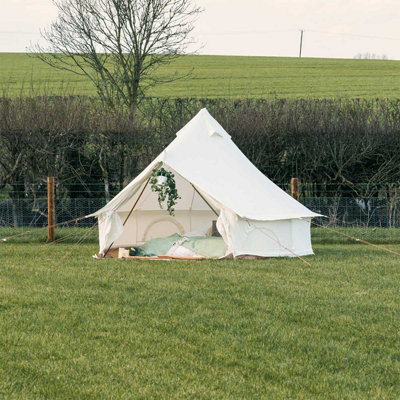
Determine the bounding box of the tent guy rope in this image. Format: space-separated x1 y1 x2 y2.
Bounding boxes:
40 225 81 247
245 220 312 266
57 222 99 265
0 215 92 242
307 219 400 257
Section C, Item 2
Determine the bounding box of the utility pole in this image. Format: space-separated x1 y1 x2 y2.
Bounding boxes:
299 30 303 58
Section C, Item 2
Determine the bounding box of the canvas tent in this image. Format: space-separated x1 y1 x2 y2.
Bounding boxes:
91 108 321 258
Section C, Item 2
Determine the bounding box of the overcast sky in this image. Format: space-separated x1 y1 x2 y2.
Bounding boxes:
1 0 400 59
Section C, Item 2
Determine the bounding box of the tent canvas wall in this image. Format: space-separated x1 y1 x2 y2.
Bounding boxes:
91 108 321 258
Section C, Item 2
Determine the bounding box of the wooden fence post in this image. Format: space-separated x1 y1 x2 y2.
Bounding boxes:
47 177 55 242
291 178 299 201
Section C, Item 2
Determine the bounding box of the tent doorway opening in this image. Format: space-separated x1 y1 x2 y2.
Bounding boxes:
112 164 220 249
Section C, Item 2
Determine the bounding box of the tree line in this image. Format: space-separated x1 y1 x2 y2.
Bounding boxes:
1 96 400 204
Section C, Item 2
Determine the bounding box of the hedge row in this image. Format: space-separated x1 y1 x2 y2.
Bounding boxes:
1 96 399 201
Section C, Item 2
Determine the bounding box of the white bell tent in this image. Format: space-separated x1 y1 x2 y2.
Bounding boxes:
91 108 321 258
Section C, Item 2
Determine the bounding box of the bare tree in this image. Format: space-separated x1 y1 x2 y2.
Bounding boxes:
31 0 201 110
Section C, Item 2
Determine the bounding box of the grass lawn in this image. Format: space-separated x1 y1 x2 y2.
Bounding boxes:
1 234 400 399
1 53 400 99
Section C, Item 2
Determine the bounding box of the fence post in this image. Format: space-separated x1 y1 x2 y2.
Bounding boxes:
47 177 55 242
291 178 299 201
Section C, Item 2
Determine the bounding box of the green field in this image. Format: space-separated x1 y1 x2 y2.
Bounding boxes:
1 230 400 399
1 53 400 99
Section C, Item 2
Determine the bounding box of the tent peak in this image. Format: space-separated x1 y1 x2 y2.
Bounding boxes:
176 108 231 140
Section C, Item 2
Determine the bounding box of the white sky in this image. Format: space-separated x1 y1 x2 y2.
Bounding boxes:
1 0 400 59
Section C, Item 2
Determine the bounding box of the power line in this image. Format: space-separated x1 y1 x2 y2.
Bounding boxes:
196 29 298 36
307 29 400 41
197 28 400 42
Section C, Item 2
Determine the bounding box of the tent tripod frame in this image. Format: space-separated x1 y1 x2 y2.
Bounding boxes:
103 177 151 258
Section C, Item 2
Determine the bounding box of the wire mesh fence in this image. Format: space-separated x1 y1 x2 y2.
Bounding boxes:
1 195 399 228
1 182 400 242
0 197 103 228
303 196 400 228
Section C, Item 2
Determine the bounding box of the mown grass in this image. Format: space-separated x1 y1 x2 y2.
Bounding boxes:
1 53 400 99
1 232 400 399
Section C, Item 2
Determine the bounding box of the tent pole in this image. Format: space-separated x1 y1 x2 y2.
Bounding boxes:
103 177 151 258
121 177 151 226
191 184 219 217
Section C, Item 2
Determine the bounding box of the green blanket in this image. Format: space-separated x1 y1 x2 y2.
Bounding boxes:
133 233 182 257
181 236 226 258
132 234 227 258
